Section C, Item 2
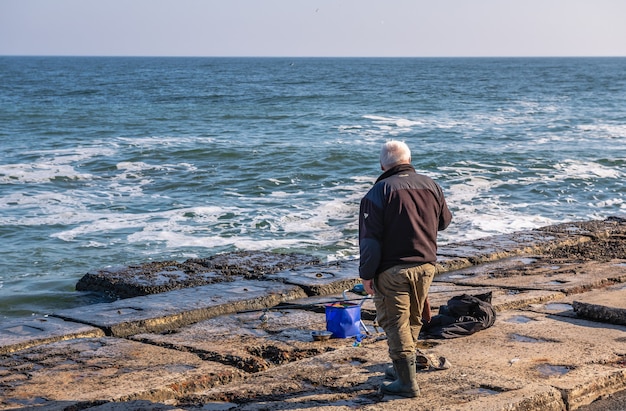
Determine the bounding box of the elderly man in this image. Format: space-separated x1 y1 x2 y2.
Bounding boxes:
359 140 452 397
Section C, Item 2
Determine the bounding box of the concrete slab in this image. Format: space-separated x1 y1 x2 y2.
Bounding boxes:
569 283 626 325
0 337 241 410
536 218 626 238
75 401 190 411
437 230 588 264
551 369 626 411
515 278 626 321
172 308 626 410
571 282 626 310
436 257 626 295
76 251 320 298
52 280 307 337
175 339 564 411
266 260 361 296
0 315 104 354
434 254 473 273
3 219 626 410
573 304 626 326
130 308 377 374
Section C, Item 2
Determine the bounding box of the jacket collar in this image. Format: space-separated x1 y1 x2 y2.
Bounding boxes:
375 163 415 184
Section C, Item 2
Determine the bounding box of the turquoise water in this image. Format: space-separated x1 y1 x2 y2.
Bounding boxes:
1 57 625 318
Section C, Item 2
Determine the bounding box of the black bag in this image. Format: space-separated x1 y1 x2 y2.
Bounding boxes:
421 292 496 339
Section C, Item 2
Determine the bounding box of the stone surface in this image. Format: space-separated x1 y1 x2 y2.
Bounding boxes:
0 315 104 355
436 257 626 295
131 309 364 373
437 230 588 264
0 337 240 410
2 218 626 410
76 251 320 298
571 283 626 325
266 260 361 296
173 308 626 410
53 280 307 337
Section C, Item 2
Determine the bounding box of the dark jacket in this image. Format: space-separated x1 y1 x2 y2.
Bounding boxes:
359 163 452 280
421 292 496 339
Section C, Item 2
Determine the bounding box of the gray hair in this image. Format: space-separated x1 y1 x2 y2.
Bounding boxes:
380 140 411 169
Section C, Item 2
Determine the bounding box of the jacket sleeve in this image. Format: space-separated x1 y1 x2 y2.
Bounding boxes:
436 184 453 231
359 190 384 280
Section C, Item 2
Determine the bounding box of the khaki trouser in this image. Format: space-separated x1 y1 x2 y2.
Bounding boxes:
373 263 436 360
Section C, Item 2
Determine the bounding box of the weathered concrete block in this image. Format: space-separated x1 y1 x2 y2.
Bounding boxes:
554 369 626 410
76 251 320 298
573 301 626 326
437 258 626 295
0 315 104 354
0 337 240 410
52 280 307 337
536 217 625 239
571 285 626 325
438 230 586 264
267 260 361 296
131 309 362 374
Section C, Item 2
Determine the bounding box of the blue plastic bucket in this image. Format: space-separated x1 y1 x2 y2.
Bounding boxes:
325 302 361 338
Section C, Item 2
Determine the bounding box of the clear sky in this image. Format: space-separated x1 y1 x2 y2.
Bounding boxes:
2 0 626 57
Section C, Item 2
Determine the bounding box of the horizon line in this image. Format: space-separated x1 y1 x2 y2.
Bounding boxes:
2 54 626 59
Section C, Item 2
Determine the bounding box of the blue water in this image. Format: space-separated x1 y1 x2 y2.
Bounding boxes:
1 57 625 319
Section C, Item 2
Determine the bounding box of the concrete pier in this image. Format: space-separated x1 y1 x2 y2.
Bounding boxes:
1 218 626 410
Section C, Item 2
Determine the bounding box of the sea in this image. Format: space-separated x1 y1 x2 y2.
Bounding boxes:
1 56 625 319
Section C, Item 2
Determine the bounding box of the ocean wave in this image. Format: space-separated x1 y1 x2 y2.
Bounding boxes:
0 163 93 183
3 57 626 317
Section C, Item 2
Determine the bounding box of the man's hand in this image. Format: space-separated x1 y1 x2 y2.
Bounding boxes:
362 279 375 296
422 297 432 323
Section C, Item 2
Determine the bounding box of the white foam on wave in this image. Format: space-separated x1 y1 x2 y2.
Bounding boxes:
51 205 238 243
553 159 622 180
25 147 118 163
517 99 561 114
111 161 198 196
531 133 591 145
116 161 153 173
116 136 216 147
116 161 198 174
352 175 376 184
120 201 343 253
436 159 624 244
337 125 363 133
268 191 291 198
344 113 496 141
0 191 91 225
0 163 92 184
362 115 422 127
134 229 308 252
357 115 423 136
590 198 624 208
436 164 562 243
576 123 626 138
0 146 118 184
278 196 357 235
2 157 368 258
442 187 559 244
267 178 285 185
108 179 151 196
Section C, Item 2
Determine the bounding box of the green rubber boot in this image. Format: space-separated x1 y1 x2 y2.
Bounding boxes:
384 353 431 379
379 355 420 398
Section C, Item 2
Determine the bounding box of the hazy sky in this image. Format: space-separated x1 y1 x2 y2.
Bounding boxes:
2 0 626 57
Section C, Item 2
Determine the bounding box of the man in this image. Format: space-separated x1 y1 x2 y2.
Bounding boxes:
359 140 452 398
